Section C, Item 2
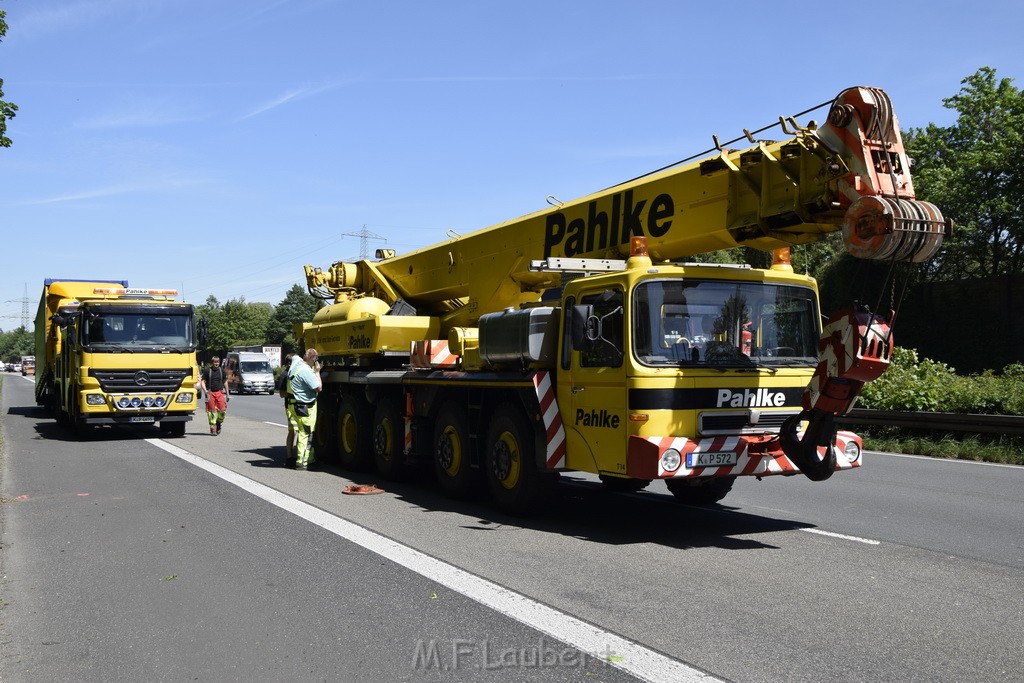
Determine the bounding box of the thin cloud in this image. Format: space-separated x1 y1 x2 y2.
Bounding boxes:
238 82 341 120
20 176 207 206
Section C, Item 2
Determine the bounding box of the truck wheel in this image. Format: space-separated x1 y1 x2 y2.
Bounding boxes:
599 475 651 493
372 396 406 480
337 394 373 471
484 403 543 515
665 476 735 505
162 421 186 438
433 402 476 499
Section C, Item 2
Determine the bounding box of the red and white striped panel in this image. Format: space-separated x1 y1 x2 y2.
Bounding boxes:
532 371 566 470
409 340 459 369
639 430 861 479
806 309 891 414
403 391 414 455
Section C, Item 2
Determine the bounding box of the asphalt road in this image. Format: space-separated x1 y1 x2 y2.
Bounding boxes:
2 376 1022 682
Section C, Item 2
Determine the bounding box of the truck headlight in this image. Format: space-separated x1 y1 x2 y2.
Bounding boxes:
176 393 193 403
86 394 106 406
661 448 682 472
843 440 862 463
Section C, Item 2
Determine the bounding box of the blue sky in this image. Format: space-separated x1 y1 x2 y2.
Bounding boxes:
1 0 1022 328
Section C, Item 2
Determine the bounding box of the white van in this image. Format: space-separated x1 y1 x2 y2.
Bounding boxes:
225 352 275 394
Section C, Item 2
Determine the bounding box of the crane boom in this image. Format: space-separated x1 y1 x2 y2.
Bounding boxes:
306 86 948 338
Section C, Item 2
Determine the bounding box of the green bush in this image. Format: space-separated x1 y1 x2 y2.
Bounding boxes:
858 347 1024 415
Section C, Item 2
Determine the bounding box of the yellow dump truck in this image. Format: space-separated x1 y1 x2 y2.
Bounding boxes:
34 279 200 436
298 87 950 513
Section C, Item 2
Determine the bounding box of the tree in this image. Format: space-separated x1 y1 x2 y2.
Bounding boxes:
0 325 34 362
265 284 322 353
0 8 18 148
197 295 273 354
904 67 1024 281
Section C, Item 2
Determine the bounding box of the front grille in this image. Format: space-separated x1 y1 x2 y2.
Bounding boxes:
699 410 798 435
89 368 190 393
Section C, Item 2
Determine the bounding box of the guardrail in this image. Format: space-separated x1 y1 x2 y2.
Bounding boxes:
836 409 1024 436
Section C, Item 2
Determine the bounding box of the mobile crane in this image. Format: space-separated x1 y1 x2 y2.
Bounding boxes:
299 86 949 513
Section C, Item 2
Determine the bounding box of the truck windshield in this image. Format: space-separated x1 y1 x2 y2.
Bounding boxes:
633 279 819 368
83 313 193 349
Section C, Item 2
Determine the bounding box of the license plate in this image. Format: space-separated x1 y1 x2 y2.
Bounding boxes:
128 416 156 423
687 451 738 468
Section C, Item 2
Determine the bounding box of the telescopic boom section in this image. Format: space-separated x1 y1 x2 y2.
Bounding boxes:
304 86 948 331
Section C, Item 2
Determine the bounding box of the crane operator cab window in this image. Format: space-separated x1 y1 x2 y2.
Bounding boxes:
633 279 819 368
566 289 625 368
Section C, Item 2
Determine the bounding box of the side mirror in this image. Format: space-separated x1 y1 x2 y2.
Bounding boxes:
571 304 597 350
197 317 209 348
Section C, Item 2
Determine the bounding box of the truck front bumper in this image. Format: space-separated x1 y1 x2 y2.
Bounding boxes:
625 431 862 480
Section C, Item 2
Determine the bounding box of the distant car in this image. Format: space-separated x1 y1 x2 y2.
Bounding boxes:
13 363 21 372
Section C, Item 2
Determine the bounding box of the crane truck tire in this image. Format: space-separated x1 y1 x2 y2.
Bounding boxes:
372 395 407 480
432 401 477 499
484 403 543 515
337 393 374 471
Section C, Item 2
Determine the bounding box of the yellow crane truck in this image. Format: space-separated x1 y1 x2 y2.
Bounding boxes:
299 86 950 513
34 279 201 437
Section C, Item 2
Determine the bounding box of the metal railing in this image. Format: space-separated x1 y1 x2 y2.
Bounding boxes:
836 409 1024 436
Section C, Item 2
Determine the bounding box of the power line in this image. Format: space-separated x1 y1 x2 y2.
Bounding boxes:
3 284 32 329
341 225 387 260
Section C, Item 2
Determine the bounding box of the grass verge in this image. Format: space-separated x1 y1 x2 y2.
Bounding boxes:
860 427 1024 466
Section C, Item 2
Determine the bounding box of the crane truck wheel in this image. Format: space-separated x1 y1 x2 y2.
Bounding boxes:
484 403 543 515
337 394 374 471
665 476 735 505
432 401 477 499
372 395 407 480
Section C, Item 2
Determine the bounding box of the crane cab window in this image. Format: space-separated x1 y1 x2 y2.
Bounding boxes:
578 289 624 368
633 279 819 368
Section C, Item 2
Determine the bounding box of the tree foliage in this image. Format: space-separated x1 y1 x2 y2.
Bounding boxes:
264 284 322 353
194 286 321 359
196 295 272 355
904 67 1024 280
0 325 34 363
0 9 18 148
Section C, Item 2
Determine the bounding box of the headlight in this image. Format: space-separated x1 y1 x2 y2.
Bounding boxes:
176 393 193 403
155 397 167 407
130 397 142 408
118 397 132 408
661 448 682 472
843 440 862 464
86 394 106 406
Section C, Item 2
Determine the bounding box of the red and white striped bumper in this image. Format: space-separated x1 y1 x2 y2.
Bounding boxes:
626 431 862 480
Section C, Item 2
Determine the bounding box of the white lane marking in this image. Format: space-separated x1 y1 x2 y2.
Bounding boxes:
868 450 1024 469
800 528 881 545
263 421 288 428
148 438 719 683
